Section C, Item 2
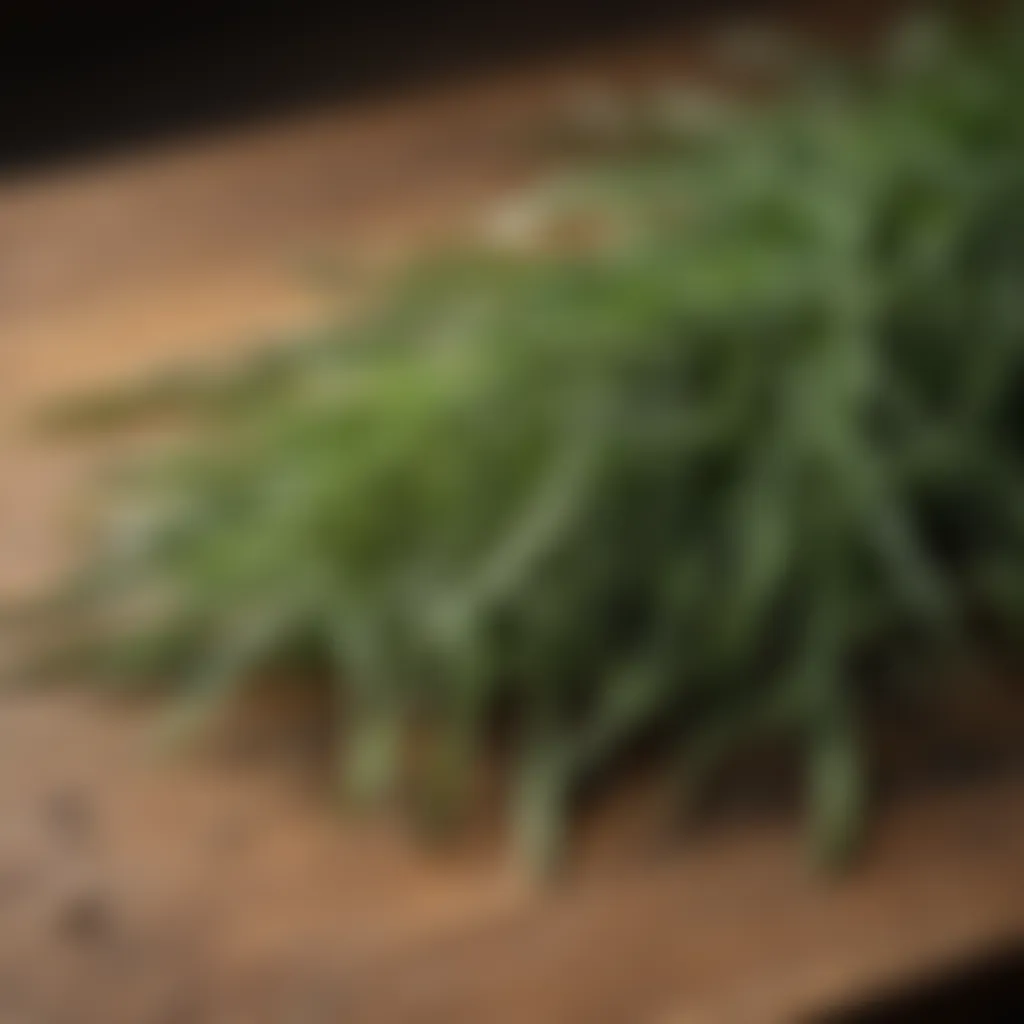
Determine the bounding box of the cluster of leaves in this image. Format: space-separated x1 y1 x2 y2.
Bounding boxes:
27 8 1024 870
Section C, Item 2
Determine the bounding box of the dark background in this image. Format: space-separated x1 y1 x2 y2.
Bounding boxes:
0 0 749 175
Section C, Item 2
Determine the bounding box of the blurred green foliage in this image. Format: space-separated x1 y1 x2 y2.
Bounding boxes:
28 6 1024 871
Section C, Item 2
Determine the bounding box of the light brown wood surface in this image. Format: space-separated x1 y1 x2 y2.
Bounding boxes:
2 11 1022 1022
